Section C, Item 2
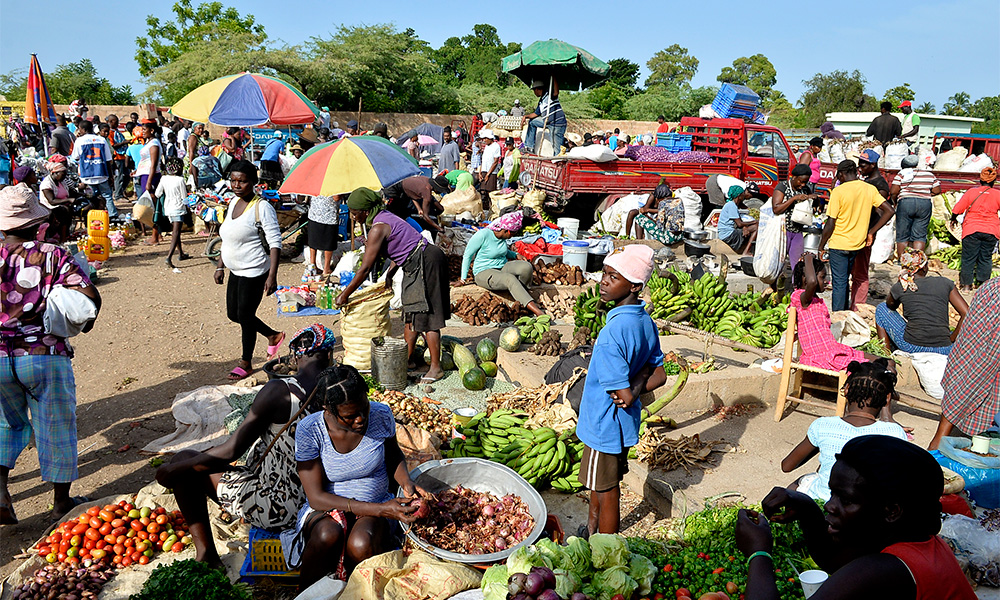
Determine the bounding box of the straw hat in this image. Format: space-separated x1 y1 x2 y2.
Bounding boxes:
566 132 583 144
297 128 319 144
0 184 50 231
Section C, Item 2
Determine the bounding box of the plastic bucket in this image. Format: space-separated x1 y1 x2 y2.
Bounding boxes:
562 240 589 271
370 337 409 390
557 218 580 240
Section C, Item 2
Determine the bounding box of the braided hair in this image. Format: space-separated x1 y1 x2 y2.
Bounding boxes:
314 364 367 413
844 359 897 410
792 255 826 289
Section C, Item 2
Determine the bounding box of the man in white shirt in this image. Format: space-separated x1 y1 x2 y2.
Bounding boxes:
479 130 501 193
70 120 117 219
511 99 525 118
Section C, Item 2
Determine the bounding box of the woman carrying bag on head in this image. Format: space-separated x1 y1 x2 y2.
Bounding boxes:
214 160 285 381
336 188 451 383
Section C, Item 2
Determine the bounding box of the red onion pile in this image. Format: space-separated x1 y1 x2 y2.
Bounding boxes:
623 146 715 163
11 561 115 600
409 486 535 554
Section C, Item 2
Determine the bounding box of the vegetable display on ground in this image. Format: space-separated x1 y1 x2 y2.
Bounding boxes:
574 286 614 341
408 486 536 554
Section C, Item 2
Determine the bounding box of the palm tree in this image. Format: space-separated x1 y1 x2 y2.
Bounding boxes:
943 92 971 116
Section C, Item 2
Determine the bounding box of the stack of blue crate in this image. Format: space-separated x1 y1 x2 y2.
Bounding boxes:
711 83 760 119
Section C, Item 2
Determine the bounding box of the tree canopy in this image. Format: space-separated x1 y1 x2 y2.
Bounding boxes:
0 59 135 106
795 70 876 127
717 54 777 104
943 92 972 117
603 58 641 93
882 83 915 109
645 44 699 88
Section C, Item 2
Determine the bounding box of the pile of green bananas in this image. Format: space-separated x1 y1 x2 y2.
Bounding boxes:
574 285 614 340
713 307 785 348
928 217 958 244
648 271 695 321
444 409 585 492
687 273 733 332
933 245 962 270
514 315 552 343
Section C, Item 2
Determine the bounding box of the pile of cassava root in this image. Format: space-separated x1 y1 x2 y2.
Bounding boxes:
532 261 585 286
452 293 525 326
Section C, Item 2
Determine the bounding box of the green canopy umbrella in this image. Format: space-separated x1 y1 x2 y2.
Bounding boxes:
501 39 610 90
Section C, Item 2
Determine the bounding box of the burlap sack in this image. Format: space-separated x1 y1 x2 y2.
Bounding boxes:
341 549 482 600
441 187 483 219
340 285 392 371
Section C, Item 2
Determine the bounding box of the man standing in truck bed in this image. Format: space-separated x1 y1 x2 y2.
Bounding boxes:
867 102 902 146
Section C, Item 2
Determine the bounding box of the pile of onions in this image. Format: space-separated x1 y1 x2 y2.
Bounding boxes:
11 561 115 600
409 486 535 554
623 146 715 163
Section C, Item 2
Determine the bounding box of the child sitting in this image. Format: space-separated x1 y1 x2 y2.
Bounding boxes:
718 182 759 254
780 359 908 501
576 245 668 534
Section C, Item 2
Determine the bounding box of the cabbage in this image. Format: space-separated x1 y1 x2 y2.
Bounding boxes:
563 536 592 571
588 533 630 569
554 568 582 598
535 538 567 568
506 545 553 575
629 553 657 596
480 564 509 600
592 565 638 600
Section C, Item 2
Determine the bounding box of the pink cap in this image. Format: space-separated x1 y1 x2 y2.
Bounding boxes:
604 244 654 285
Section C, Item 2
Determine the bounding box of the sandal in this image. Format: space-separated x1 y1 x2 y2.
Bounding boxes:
178 253 191 261
228 366 253 381
267 332 286 360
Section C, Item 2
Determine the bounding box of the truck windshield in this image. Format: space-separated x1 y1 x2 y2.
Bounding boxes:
747 131 788 161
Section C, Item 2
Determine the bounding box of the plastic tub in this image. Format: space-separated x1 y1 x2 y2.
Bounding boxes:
587 249 607 273
399 458 547 564
562 240 589 271
557 217 580 240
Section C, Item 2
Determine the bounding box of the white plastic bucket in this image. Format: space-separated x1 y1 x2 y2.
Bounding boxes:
562 240 589 271
557 218 580 240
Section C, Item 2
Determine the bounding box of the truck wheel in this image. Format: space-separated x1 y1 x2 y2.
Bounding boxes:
205 236 223 258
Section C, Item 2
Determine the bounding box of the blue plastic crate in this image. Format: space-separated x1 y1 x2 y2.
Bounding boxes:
239 527 299 585
716 83 760 104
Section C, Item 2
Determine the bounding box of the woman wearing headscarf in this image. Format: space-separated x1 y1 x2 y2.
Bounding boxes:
1 184 102 524
891 154 940 258
214 160 285 381
454 210 544 316
185 122 212 174
875 248 967 356
337 188 451 383
624 181 684 244
38 160 76 210
771 164 822 270
951 167 1000 291
929 277 1000 450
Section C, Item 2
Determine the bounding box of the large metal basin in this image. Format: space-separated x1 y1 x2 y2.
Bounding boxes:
399 457 547 564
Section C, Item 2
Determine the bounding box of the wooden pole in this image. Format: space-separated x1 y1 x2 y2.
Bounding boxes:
357 97 362 129
658 321 781 359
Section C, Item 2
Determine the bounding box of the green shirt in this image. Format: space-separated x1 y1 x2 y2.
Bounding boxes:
461 228 517 278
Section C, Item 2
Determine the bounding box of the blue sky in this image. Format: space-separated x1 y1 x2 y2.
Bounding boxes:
2 0 998 111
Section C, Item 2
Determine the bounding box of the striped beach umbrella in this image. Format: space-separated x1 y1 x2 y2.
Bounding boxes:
279 135 421 197
169 73 318 127
24 54 57 126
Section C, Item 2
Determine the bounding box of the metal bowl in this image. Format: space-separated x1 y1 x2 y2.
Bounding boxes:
398 457 547 564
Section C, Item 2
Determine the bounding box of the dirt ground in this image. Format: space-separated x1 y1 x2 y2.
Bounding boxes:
0 233 947 583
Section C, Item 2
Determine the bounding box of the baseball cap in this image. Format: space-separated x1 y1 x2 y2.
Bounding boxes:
898 101 912 108
859 149 880 164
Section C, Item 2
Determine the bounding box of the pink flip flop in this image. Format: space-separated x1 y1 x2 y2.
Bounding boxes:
228 366 253 381
267 332 286 360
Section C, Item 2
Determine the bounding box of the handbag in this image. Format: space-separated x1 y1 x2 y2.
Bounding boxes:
253 199 270 253
790 198 814 226
44 285 98 337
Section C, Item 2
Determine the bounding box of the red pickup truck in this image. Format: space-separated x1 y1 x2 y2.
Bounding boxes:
520 119 992 224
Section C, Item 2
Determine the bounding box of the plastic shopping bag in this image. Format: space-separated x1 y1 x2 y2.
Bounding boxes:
753 213 786 284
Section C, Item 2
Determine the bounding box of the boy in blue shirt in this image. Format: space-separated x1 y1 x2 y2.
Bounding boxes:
576 245 667 534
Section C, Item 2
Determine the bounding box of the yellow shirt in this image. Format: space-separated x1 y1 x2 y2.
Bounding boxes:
826 180 885 251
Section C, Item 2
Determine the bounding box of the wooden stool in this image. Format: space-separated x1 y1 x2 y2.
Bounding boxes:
774 305 848 421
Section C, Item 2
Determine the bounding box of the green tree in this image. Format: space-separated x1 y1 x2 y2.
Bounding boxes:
624 84 716 121
765 92 798 129
795 70 875 127
915 101 936 114
604 58 640 93
47 59 135 105
970 95 1000 134
432 25 520 88
942 92 972 116
0 69 27 102
717 54 777 103
588 83 630 119
136 0 265 77
881 83 915 109
645 44 698 87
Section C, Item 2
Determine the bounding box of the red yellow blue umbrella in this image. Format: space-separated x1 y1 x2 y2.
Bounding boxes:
279 135 421 197
169 72 318 127
24 54 56 126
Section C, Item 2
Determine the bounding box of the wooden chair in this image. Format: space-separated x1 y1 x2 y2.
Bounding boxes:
774 305 848 422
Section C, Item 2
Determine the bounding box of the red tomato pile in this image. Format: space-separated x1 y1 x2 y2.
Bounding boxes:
34 501 191 568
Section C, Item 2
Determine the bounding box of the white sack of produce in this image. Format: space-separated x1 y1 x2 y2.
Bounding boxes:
676 186 703 231
826 140 846 164
934 147 969 171
753 214 787 284
884 142 909 169
521 189 545 212
489 190 519 220
958 153 995 173
917 147 936 169
909 352 948 400
568 144 617 163
441 187 484 219
595 193 645 235
870 216 896 264
699 104 720 119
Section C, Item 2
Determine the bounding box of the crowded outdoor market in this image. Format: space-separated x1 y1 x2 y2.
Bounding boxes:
0 32 998 600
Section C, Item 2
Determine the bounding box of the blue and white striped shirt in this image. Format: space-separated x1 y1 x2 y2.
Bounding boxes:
536 92 567 127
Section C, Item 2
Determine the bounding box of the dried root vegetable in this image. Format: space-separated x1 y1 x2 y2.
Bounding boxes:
532 330 562 356
452 293 525 326
372 389 452 442
409 486 535 554
532 261 585 286
538 290 576 320
635 432 722 474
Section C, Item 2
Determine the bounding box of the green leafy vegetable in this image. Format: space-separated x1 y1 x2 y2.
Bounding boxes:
129 559 251 600
554 568 582 598
480 564 509 600
592 564 638 600
629 553 657 596
534 538 567 568
563 535 592 570
506 544 553 575
589 533 630 569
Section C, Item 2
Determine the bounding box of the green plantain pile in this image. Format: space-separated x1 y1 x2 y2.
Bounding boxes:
444 409 585 493
933 245 962 270
648 270 695 321
687 272 734 332
514 314 552 343
573 285 615 341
